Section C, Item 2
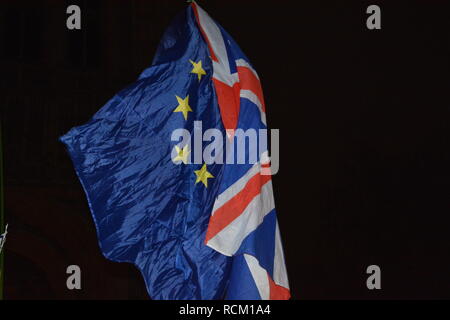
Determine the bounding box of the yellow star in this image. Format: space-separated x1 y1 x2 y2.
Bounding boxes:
173 95 193 120
194 164 214 188
189 59 207 81
173 144 190 164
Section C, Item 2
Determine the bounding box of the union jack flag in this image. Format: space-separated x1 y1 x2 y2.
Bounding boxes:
192 3 290 299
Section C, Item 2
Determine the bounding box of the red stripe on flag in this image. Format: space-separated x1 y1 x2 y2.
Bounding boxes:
268 273 291 300
237 66 266 112
205 173 272 242
213 78 240 131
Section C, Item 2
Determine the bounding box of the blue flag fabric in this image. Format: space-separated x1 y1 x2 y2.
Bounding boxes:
60 7 231 299
62 2 291 300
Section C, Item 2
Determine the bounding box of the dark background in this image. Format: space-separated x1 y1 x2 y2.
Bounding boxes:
0 0 449 299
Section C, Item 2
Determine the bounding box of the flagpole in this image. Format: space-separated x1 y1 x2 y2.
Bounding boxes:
0 119 4 300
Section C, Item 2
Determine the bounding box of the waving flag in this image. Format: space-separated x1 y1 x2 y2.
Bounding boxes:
60 2 289 300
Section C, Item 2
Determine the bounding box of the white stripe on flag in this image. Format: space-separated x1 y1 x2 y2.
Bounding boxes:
207 180 275 256
194 3 238 86
244 254 270 300
211 161 261 215
273 221 290 289
236 59 260 80
211 151 270 216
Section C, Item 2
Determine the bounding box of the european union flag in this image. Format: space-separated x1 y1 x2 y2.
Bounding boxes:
61 2 290 300
61 5 230 299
